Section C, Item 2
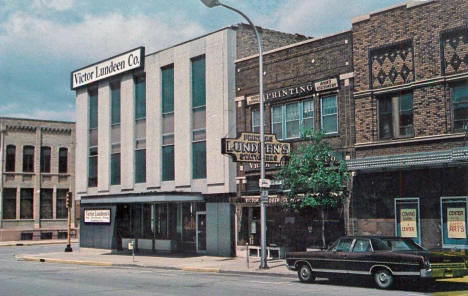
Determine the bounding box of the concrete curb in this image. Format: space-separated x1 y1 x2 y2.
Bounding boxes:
14 255 295 278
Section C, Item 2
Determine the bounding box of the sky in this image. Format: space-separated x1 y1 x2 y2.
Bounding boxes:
0 0 406 122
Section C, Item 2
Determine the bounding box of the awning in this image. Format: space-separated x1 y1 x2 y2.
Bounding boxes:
347 146 468 171
80 192 204 204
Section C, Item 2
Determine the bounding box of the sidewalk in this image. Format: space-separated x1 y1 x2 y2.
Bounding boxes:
1 239 78 247
15 247 294 278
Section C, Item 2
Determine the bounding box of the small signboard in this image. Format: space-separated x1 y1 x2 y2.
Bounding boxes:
314 78 338 92
448 208 466 239
400 208 417 238
260 190 269 202
221 132 290 164
259 178 271 188
84 209 111 224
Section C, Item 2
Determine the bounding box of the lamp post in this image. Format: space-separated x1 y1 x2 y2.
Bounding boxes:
200 0 268 269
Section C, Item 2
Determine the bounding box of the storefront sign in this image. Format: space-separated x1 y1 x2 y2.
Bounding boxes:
314 78 338 92
71 47 144 89
221 132 290 164
246 81 315 105
239 195 287 204
448 208 466 239
84 209 111 224
400 208 417 238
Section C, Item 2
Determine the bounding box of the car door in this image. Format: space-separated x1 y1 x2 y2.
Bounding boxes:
325 238 354 274
347 239 373 275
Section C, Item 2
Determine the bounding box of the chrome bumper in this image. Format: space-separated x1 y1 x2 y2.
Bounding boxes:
420 267 468 279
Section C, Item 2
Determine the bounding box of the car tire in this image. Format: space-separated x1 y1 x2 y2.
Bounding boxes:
373 268 394 289
298 263 315 283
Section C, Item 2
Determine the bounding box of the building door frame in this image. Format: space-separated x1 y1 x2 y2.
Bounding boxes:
196 211 207 254
394 197 421 244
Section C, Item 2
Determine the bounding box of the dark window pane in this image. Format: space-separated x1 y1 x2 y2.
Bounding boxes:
162 113 174 134
40 146 51 173
40 189 53 219
321 96 337 134
23 146 34 172
20 188 33 219
271 106 283 139
111 153 121 185
162 145 175 181
5 145 15 172
453 83 468 131
193 107 206 131
135 149 146 183
192 56 206 108
56 189 67 219
59 148 68 173
88 152 97 187
2 188 16 219
111 81 121 124
135 76 146 119
162 65 174 113
192 141 206 179
379 98 393 139
399 93 413 137
89 89 98 129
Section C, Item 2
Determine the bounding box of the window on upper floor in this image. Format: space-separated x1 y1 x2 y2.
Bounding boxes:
111 81 121 125
452 82 468 132
378 92 413 140
134 75 146 184
56 189 68 219
40 188 53 219
270 99 314 140
162 64 175 181
5 145 15 172
58 147 68 173
88 88 98 187
20 188 33 219
192 56 206 179
23 145 34 173
321 95 338 134
2 188 16 219
40 146 51 173
110 81 121 185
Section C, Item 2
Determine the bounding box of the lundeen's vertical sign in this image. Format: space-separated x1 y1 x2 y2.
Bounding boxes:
71 47 145 89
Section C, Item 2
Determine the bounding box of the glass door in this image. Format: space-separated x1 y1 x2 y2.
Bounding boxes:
196 212 207 253
441 197 468 249
395 198 421 244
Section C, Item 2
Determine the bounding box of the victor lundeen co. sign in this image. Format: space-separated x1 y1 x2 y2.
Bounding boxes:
221 132 290 164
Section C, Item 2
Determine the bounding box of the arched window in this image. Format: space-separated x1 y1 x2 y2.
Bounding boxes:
23 146 34 172
5 145 15 172
40 146 51 173
59 148 68 173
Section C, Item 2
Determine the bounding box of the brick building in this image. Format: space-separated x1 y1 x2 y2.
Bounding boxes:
0 118 76 241
234 30 354 254
73 25 306 256
347 0 468 249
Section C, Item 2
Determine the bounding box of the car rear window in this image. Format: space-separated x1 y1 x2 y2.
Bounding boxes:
371 238 392 251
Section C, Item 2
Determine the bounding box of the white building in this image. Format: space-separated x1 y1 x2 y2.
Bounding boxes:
73 25 306 256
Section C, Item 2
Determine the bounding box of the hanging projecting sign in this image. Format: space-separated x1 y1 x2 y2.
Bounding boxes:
84 209 111 224
448 208 466 239
71 47 145 89
221 132 290 164
314 78 338 92
400 208 417 238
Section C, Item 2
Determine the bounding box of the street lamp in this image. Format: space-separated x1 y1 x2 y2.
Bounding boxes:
200 0 268 269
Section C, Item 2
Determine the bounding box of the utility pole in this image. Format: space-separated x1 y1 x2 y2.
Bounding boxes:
65 191 73 252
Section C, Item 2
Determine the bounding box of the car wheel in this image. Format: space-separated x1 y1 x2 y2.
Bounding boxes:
298 263 315 283
373 268 394 289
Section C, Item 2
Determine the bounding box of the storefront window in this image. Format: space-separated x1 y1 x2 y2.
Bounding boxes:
441 197 468 248
394 198 420 244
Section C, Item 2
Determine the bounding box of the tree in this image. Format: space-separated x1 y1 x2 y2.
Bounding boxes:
276 130 350 249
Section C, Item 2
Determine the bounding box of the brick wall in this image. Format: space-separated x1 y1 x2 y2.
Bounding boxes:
353 0 468 155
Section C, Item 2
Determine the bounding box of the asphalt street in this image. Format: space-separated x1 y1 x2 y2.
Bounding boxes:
1 244 468 296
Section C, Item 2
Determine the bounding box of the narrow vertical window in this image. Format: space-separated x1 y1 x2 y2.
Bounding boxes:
379 97 393 139
56 189 67 219
2 188 16 219
302 100 314 133
398 93 414 137
40 189 53 219
110 81 121 185
134 75 146 183
40 146 51 173
20 188 33 219
5 145 15 172
286 102 300 139
58 148 68 173
162 65 175 181
192 56 206 179
88 89 98 187
453 82 468 132
378 92 413 139
23 145 34 172
251 109 260 133
321 95 338 134
271 105 283 139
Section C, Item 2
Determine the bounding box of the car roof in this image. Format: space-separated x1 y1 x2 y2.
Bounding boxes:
337 236 408 240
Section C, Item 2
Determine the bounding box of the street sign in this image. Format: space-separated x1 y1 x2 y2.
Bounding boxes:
260 190 269 202
259 178 271 188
